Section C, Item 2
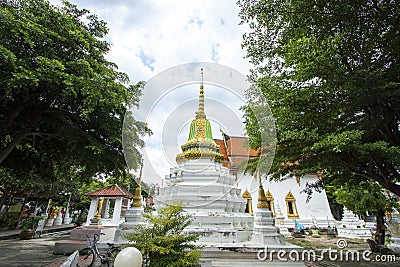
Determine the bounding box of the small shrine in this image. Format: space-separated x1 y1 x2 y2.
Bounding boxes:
336 207 371 239
85 184 133 227
54 184 133 255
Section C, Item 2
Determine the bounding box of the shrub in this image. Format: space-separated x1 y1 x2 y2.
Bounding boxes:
124 202 202 267
0 213 19 229
20 216 43 231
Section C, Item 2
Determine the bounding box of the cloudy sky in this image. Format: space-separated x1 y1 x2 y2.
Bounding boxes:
50 0 253 185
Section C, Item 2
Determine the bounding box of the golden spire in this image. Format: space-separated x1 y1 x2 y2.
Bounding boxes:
175 68 224 164
256 170 269 209
131 159 144 208
196 68 205 118
257 184 269 209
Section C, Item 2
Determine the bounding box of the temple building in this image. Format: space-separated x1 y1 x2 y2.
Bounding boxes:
215 133 336 229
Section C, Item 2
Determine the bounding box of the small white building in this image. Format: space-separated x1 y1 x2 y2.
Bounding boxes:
85 184 133 227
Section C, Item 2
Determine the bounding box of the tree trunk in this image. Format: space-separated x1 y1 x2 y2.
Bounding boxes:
375 209 386 245
0 128 31 164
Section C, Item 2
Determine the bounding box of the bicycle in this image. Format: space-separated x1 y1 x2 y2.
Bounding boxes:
78 233 121 267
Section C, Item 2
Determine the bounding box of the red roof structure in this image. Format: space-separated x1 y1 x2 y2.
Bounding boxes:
214 132 259 175
85 184 133 198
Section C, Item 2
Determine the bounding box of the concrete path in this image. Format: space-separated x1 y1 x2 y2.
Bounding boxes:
0 231 70 267
0 224 75 240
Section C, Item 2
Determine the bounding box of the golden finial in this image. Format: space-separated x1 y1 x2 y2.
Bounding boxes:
196 68 205 118
200 68 204 89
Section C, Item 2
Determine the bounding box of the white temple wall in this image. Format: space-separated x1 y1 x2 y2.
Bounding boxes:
237 173 335 228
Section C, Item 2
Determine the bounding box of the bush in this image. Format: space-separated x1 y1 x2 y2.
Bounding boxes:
0 213 19 229
124 202 202 267
20 216 43 231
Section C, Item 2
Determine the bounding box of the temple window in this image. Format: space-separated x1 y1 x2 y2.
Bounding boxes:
265 190 276 217
285 191 300 219
242 189 253 216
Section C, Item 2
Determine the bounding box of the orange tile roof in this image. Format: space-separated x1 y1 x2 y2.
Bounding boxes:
214 136 258 169
85 184 133 198
214 139 226 157
230 157 249 167
226 136 259 157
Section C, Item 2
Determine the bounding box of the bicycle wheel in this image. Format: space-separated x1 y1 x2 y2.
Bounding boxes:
78 248 95 267
105 247 121 267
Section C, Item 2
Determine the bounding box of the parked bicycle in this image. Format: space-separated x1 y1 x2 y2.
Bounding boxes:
78 233 121 267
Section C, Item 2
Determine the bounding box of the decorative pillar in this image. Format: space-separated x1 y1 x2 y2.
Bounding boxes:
102 198 110 219
112 197 123 226
86 197 99 225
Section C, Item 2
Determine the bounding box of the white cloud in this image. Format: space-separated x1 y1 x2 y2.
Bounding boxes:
50 0 252 186
50 0 251 81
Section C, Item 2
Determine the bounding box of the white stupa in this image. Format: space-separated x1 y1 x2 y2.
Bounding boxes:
274 203 291 237
387 207 400 253
337 207 371 239
155 70 285 245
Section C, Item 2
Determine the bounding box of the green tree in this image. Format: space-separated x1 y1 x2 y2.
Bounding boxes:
327 179 398 245
124 202 202 267
238 0 400 195
0 0 150 194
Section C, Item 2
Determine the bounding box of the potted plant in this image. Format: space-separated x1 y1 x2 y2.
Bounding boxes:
19 216 43 239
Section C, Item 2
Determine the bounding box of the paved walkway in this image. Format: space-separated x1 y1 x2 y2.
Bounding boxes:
1 226 398 266
0 223 75 240
0 232 70 267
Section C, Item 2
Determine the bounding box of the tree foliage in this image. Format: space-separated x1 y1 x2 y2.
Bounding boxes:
0 0 151 196
238 0 400 196
124 202 202 267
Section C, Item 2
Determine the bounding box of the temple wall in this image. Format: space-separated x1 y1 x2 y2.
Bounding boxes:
237 173 335 228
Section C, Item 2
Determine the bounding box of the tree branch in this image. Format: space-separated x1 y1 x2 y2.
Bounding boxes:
0 103 49 164
0 92 42 138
